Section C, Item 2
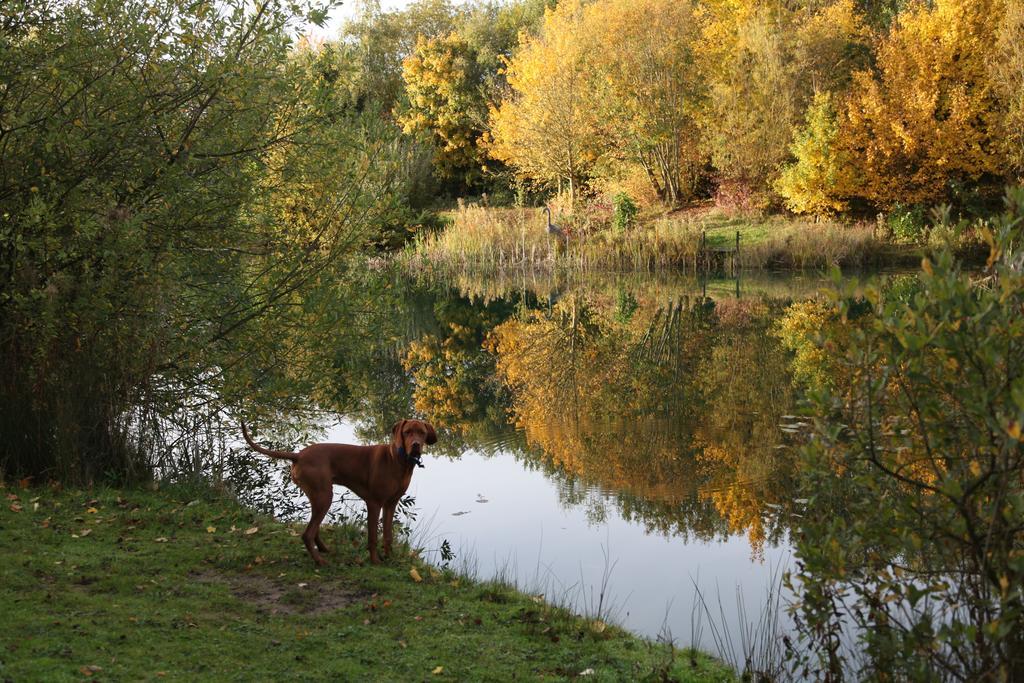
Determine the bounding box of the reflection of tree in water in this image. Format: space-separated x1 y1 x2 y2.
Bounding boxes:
489 291 799 554
314 270 802 554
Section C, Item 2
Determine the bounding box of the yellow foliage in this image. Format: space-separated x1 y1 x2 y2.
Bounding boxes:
775 92 855 216
583 0 705 205
695 1 800 193
400 33 485 182
840 0 1008 207
990 1 1024 178
486 0 600 204
773 299 845 389
402 330 478 433
794 0 871 97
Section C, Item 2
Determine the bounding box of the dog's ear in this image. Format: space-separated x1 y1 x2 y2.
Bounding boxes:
390 419 405 446
424 421 437 445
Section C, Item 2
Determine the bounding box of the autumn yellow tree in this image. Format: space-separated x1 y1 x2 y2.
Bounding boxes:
486 0 601 205
990 0 1024 180
775 92 855 216
841 0 1008 207
584 0 705 206
696 1 801 203
793 0 872 98
400 33 487 183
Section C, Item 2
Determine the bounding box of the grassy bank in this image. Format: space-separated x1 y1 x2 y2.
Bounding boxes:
403 205 940 272
0 482 732 681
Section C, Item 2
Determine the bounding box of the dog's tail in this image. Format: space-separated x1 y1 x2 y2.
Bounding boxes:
240 422 298 461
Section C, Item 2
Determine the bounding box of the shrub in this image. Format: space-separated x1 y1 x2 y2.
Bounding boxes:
611 193 639 234
886 202 926 243
788 188 1024 679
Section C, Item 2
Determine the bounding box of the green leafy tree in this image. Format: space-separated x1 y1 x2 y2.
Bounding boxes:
789 190 1024 678
0 0 402 482
337 0 456 111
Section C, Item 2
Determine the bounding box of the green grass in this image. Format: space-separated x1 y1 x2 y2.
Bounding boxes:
0 482 733 682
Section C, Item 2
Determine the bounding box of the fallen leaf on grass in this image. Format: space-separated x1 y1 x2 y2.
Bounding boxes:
86 507 98 514
244 527 259 535
591 620 607 633
579 668 595 676
409 568 423 583
154 537 168 543
206 526 216 533
79 529 92 537
41 518 50 528
432 666 444 675
9 503 22 512
6 493 18 501
79 664 102 676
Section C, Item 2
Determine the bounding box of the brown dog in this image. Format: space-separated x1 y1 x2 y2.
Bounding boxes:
241 419 436 566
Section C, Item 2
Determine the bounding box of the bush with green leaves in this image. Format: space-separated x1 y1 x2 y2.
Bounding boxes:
0 0 407 483
788 188 1024 680
611 192 639 234
886 202 928 243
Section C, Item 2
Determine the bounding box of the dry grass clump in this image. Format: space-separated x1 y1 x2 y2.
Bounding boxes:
403 204 900 272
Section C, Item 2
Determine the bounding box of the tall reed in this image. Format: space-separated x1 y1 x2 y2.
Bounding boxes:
403 205 900 273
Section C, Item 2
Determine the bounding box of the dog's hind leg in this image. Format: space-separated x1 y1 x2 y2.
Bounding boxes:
302 485 332 566
314 530 330 554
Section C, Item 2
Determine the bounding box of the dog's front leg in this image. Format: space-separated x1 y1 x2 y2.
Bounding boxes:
382 501 398 559
366 502 382 564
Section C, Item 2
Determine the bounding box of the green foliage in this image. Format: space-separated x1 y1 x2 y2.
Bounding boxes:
0 0 406 483
611 193 639 234
886 202 927 243
337 0 457 111
788 188 1024 679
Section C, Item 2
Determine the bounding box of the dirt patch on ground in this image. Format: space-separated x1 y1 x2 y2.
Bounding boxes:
193 570 366 616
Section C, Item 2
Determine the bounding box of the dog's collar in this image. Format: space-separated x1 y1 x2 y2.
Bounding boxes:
394 444 424 468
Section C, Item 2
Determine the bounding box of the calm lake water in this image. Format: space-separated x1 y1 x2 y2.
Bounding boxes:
232 267 880 660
